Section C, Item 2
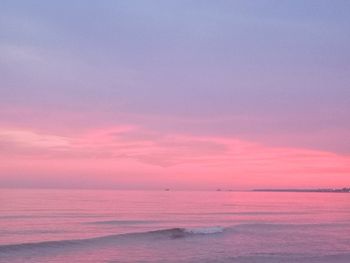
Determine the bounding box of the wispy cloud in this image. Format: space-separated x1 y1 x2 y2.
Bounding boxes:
0 128 69 148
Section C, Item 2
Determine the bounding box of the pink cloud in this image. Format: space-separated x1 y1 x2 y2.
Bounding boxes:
0 124 349 189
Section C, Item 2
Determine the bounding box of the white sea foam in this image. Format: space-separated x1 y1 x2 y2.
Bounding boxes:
183 226 224 234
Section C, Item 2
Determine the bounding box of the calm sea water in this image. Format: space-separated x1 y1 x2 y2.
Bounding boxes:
0 189 349 263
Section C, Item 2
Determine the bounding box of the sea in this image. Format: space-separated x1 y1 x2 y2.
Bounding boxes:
0 189 349 263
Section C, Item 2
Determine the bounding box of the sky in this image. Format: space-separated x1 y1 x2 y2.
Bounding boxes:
1 0 349 190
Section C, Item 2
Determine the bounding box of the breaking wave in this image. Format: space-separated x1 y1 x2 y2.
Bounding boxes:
183 226 224 234
0 226 225 253
2 222 346 254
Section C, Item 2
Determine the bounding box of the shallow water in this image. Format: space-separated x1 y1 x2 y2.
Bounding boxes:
0 189 349 262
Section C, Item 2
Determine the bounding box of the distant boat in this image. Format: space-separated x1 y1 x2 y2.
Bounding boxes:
164 188 170 191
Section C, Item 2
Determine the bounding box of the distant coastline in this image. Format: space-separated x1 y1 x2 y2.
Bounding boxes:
253 188 350 193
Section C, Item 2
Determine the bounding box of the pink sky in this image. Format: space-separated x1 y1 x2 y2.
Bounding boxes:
1 1 350 189
1 111 349 189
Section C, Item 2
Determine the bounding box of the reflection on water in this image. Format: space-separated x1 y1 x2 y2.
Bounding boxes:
0 190 350 262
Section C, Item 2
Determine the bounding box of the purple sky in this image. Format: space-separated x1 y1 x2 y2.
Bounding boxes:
1 1 349 189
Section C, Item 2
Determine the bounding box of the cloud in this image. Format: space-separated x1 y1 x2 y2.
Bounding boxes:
0 123 349 189
0 128 69 148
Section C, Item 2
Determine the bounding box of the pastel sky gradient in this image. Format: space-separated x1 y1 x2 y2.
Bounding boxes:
1 0 349 189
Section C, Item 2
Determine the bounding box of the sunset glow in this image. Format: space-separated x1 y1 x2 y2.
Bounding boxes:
1 1 349 190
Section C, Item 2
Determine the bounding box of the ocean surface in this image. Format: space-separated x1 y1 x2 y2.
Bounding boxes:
0 189 349 263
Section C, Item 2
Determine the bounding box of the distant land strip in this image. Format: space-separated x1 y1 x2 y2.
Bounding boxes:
253 188 350 193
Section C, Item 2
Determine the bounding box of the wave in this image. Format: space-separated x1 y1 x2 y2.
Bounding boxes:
0 226 225 253
2 222 347 254
183 226 224 234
